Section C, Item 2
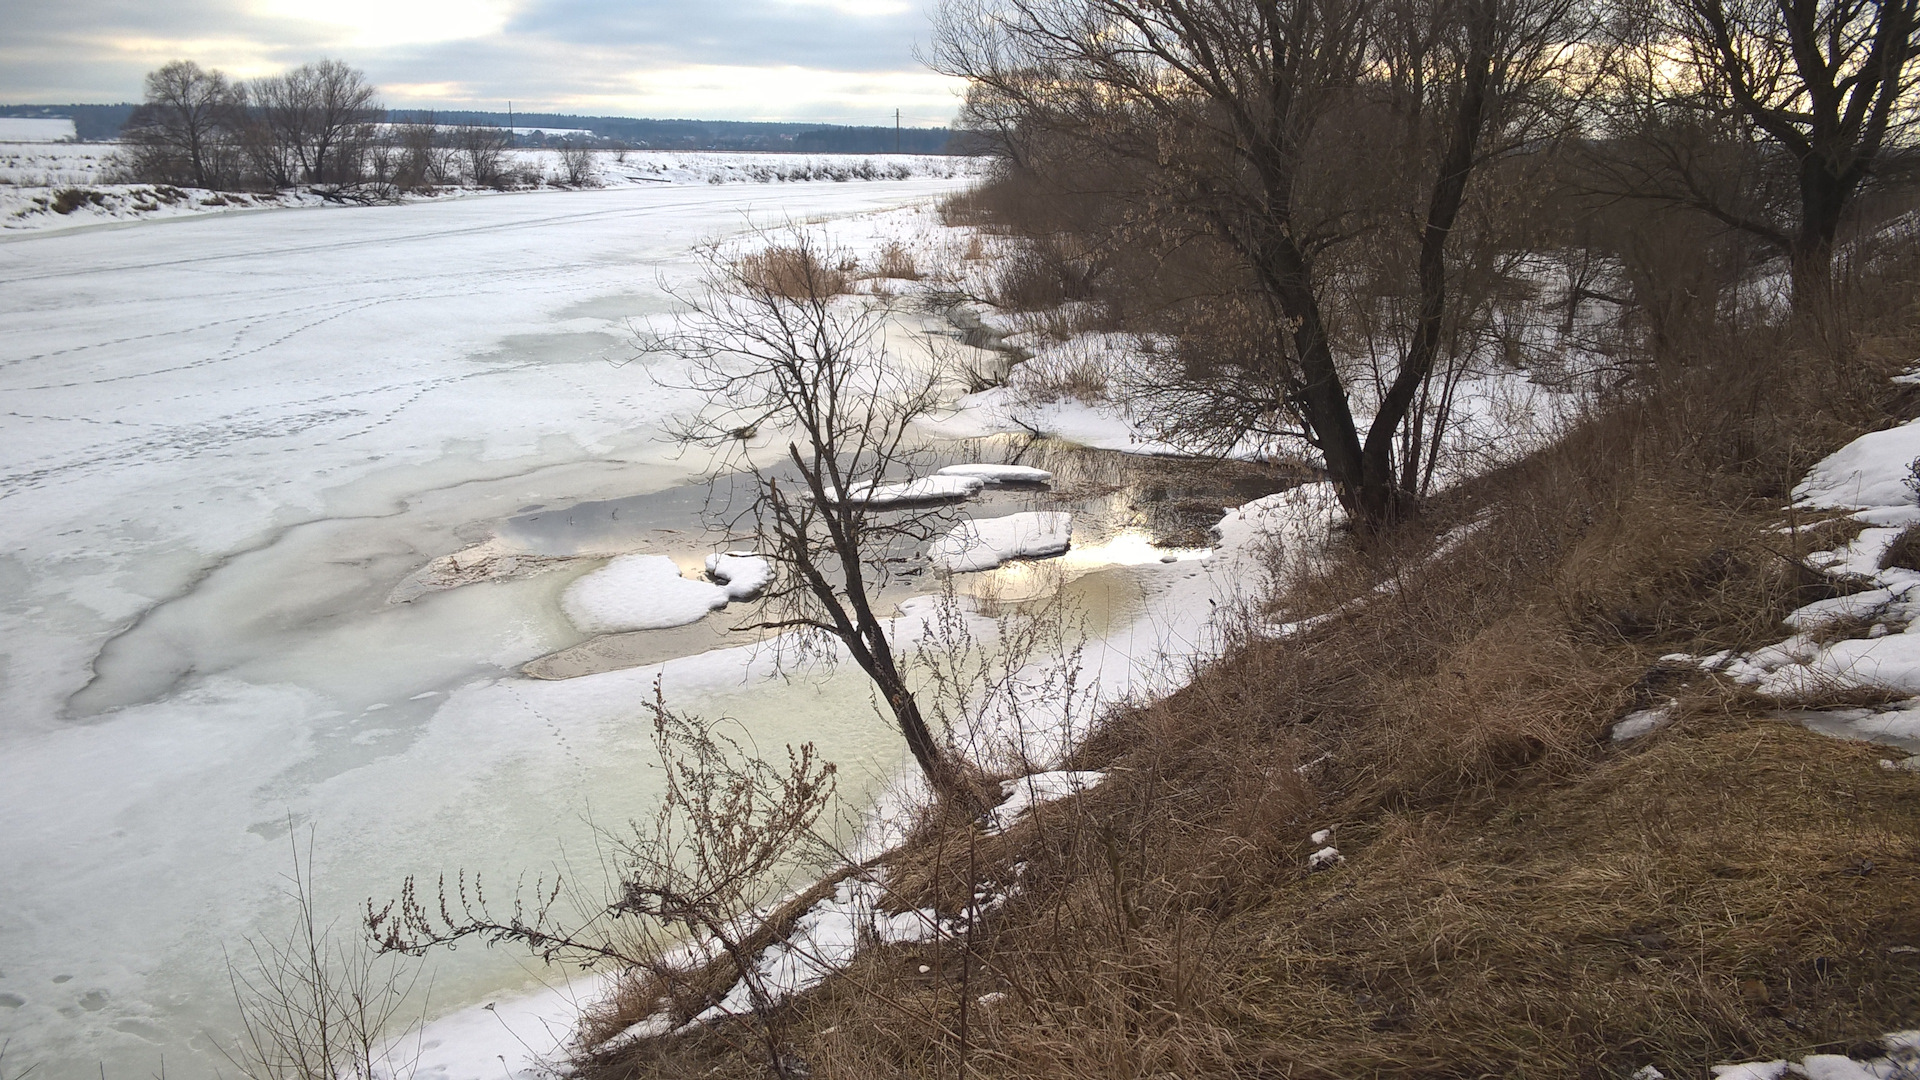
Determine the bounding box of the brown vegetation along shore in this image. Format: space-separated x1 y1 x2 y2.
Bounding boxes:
580 263 1920 1077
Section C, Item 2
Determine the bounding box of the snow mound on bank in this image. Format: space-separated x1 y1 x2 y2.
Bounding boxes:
562 554 729 633
687 876 938 1024
937 463 1054 484
705 551 773 600
986 771 1107 834
930 512 1073 572
1665 393 1920 751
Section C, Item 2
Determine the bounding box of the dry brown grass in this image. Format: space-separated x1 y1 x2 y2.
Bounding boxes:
1881 522 1920 571
871 242 922 281
738 245 851 299
581 287 1920 1078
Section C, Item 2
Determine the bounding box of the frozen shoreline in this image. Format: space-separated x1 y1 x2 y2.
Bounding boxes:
0 178 975 1080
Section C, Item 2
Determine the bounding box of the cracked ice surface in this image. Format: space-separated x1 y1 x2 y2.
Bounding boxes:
0 179 966 1079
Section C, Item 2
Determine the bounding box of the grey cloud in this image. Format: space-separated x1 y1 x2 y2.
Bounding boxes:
0 0 947 113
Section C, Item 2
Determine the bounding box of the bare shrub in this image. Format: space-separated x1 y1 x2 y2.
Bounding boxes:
225 829 424 1080
370 683 837 1079
558 140 601 187
453 124 510 188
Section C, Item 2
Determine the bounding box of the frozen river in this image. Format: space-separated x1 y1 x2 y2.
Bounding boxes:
0 179 970 1078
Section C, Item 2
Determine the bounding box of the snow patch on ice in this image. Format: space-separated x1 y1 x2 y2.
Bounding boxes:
930 512 1073 573
830 474 986 505
561 554 729 633
705 551 773 600
938 462 1054 484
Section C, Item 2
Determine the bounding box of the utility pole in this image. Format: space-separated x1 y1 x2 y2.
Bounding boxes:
894 108 900 153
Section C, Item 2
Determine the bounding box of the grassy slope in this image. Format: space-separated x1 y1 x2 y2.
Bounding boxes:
589 316 1920 1078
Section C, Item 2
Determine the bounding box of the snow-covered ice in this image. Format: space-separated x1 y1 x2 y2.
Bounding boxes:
930 511 1074 573
563 553 731 632
937 462 1054 484
705 550 773 600
830 474 987 505
0 120 77 142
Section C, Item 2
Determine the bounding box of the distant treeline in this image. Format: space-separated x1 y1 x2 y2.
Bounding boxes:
0 101 972 154
386 110 969 154
0 104 137 142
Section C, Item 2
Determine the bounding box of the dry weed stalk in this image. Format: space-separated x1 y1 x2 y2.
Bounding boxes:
369 682 837 1078
223 827 426 1080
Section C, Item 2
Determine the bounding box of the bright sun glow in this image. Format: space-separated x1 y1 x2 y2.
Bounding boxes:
954 529 1211 605
252 0 517 48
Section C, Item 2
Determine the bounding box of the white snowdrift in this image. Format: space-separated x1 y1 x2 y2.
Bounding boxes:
986 770 1107 834
705 551 773 600
829 474 986 505
1663 386 1920 761
937 463 1054 484
562 555 729 633
930 512 1073 573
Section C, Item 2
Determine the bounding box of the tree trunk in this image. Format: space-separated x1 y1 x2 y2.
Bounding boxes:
1790 158 1847 315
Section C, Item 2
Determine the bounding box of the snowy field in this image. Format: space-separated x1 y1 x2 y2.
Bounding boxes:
0 177 980 1079
0 142 979 233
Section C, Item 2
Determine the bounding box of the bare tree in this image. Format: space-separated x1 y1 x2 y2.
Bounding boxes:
558 138 602 186
1602 0 1920 309
932 0 1588 528
650 231 978 803
247 60 382 189
454 123 512 187
123 60 244 188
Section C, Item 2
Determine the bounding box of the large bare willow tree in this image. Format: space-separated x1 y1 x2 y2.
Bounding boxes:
933 0 1589 528
1595 0 1920 315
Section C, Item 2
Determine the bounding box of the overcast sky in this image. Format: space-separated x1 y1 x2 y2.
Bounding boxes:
0 0 968 124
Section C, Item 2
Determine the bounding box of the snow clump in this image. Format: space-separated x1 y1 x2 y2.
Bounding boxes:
705 551 773 600
561 554 729 633
930 511 1073 573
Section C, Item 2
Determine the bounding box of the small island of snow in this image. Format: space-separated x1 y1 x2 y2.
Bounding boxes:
930 511 1073 572
561 554 730 633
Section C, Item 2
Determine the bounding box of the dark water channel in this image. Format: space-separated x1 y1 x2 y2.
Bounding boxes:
497 436 1308 679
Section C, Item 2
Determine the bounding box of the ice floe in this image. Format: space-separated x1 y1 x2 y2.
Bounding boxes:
562 554 730 633
929 512 1073 573
936 462 1054 485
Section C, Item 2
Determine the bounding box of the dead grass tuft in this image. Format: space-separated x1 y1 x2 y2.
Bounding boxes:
738 244 850 299
1881 521 1920 571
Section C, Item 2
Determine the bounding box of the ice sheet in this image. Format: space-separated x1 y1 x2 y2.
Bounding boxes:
929 511 1074 572
0 178 968 1080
